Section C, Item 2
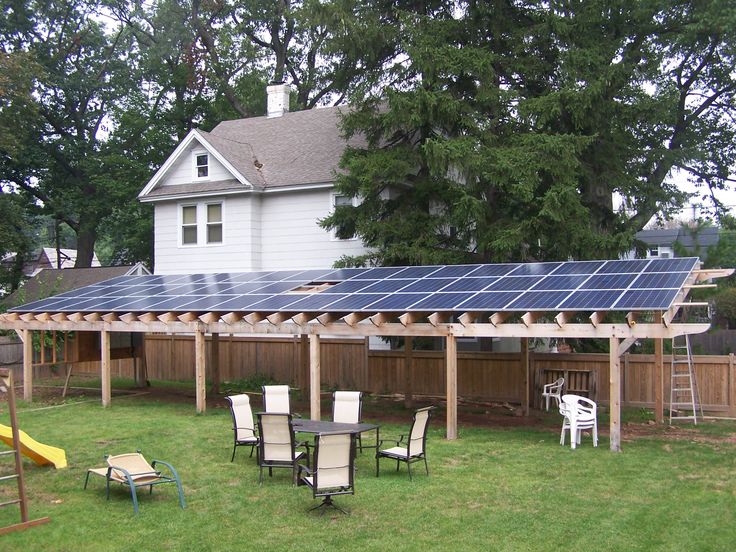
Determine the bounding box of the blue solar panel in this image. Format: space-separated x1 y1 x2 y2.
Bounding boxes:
441 278 497 292
532 275 589 291
456 292 519 310
280 294 348 311
315 268 370 281
362 293 424 310
328 280 379 293
428 265 481 278
355 267 409 279
410 293 476 310
469 264 517 277
631 272 688 289
559 290 621 310
508 290 572 310
644 258 699 273
388 266 443 278
205 295 272 311
399 279 454 293
324 294 386 311
486 277 544 291
508 262 562 276
247 295 305 310
553 261 605 275
598 259 651 274
361 279 414 293
583 273 637 290
614 289 679 310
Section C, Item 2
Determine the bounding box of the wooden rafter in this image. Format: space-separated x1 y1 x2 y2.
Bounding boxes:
589 311 604 327
83 313 101 322
222 312 244 325
399 312 423 326
428 312 450 327
199 312 221 324
266 312 292 325
317 312 341 326
102 313 120 323
458 312 479 326
626 312 637 327
157 312 178 323
489 312 510 326
521 312 542 327
344 312 370 327
291 312 313 325
555 311 573 328
244 312 266 325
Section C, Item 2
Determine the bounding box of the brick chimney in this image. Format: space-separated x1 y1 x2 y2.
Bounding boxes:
267 82 291 118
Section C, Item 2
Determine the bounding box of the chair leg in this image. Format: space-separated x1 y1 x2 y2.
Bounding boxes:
407 460 412 481
560 424 566 446
424 455 429 476
129 485 140 514
375 454 380 477
231 444 237 462
593 423 598 447
570 422 577 449
84 471 91 489
545 396 550 411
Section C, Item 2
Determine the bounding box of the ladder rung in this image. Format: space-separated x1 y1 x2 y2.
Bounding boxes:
0 498 22 508
0 450 16 456
0 474 19 482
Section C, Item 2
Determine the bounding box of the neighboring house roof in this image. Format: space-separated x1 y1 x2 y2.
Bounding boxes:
636 227 720 252
2 264 150 309
139 105 365 201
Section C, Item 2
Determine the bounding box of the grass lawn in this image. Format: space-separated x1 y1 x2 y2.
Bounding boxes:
1 380 735 551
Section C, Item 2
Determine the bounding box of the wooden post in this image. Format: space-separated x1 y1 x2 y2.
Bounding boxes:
301 334 309 392
446 334 458 440
729 353 735 418
609 337 621 452
195 327 206 413
654 338 664 423
22 329 32 402
101 330 111 407
309 334 321 420
404 337 414 409
521 337 530 415
211 332 220 395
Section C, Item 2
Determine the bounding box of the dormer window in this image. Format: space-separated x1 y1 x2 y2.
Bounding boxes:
195 153 209 178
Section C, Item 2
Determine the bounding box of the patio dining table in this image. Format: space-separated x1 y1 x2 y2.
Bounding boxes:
292 419 380 454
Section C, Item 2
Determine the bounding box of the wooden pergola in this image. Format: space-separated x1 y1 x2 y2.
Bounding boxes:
1 264 730 452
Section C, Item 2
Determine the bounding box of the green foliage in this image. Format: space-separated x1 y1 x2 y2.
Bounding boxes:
712 287 736 329
324 0 736 265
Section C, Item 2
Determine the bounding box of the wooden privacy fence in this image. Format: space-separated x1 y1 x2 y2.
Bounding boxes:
16 334 736 416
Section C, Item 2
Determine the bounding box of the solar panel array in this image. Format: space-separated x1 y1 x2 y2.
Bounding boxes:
11 258 700 315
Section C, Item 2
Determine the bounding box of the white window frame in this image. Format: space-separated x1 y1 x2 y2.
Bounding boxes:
179 201 224 247
647 246 660 258
329 192 359 241
193 150 210 180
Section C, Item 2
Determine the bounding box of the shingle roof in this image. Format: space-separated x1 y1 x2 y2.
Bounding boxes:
204 105 364 190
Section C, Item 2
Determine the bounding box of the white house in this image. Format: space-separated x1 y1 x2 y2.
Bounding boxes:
138 84 368 275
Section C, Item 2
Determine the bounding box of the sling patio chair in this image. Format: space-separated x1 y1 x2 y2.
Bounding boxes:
332 390 363 451
559 394 598 449
262 384 300 416
298 431 356 515
225 393 259 462
256 412 308 485
84 451 186 514
376 406 435 480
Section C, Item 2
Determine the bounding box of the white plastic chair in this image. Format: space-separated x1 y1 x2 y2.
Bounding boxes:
542 377 565 411
559 394 598 449
263 385 291 414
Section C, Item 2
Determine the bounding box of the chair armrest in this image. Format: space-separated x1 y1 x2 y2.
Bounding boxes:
378 434 405 448
151 459 180 481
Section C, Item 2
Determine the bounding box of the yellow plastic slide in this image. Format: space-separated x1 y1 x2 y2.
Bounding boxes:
0 423 67 469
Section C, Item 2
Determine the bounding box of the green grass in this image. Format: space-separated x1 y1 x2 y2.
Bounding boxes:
1 388 735 551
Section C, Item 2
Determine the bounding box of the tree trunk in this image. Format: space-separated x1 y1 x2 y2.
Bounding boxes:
74 221 98 268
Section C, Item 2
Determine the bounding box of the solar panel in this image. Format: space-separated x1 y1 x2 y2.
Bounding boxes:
9 257 701 315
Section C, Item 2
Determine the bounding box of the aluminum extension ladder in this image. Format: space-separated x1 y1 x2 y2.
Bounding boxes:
669 334 704 424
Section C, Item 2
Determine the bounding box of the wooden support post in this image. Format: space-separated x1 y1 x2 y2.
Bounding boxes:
446 334 458 440
609 336 621 452
654 337 664 423
101 330 111 407
309 334 321 421
211 332 220 395
300 334 309 392
521 337 530 416
404 337 414 409
22 329 32 402
729 353 735 418
195 327 206 414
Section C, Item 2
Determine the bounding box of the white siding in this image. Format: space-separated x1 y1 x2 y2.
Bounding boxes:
153 188 367 274
260 189 367 270
154 195 259 274
161 142 233 186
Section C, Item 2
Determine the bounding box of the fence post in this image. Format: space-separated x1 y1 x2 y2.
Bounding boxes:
730 353 735 418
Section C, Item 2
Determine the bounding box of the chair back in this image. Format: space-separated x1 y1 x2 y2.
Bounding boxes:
225 394 256 441
312 432 355 491
257 413 296 462
263 385 291 413
561 394 597 421
106 453 157 482
550 377 564 393
407 406 434 456
332 391 362 424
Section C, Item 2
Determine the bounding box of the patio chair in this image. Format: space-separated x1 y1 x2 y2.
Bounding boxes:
542 377 565 411
559 394 598 449
298 431 356 515
262 384 298 415
225 393 259 462
332 391 363 451
256 412 308 485
376 406 435 480
83 452 185 514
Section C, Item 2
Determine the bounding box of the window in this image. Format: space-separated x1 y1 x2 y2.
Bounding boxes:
195 153 209 178
648 246 659 258
181 205 198 245
206 203 223 244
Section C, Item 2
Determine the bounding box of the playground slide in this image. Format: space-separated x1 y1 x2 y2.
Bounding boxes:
0 424 67 469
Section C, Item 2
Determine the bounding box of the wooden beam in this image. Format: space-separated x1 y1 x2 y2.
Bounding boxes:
489 312 510 326
618 337 638 356
69 312 85 322
119 312 138 323
317 312 341 326
446 334 458 440
694 267 734 281
404 336 413 409
521 311 542 327
589 311 605 327
20 313 35 322
609 336 622 452
83 313 101 322
683 283 717 289
243 312 266 325
291 312 313 325
178 312 199 323
555 311 574 328
521 337 530 416
626 312 637 327
101 330 111 407
369 312 393 327
221 312 244 325
344 312 369 326
199 312 220 324
428 312 450 327
22 329 32 402
101 313 119 323
195 327 206 413
50 313 68 323
266 312 292 325
309 334 321 420
35 312 51 322
399 312 423 326
157 312 178 323
458 312 479 326
211 332 220 395
654 336 664 424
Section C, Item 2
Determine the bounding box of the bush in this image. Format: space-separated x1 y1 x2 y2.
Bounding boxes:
713 288 736 329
